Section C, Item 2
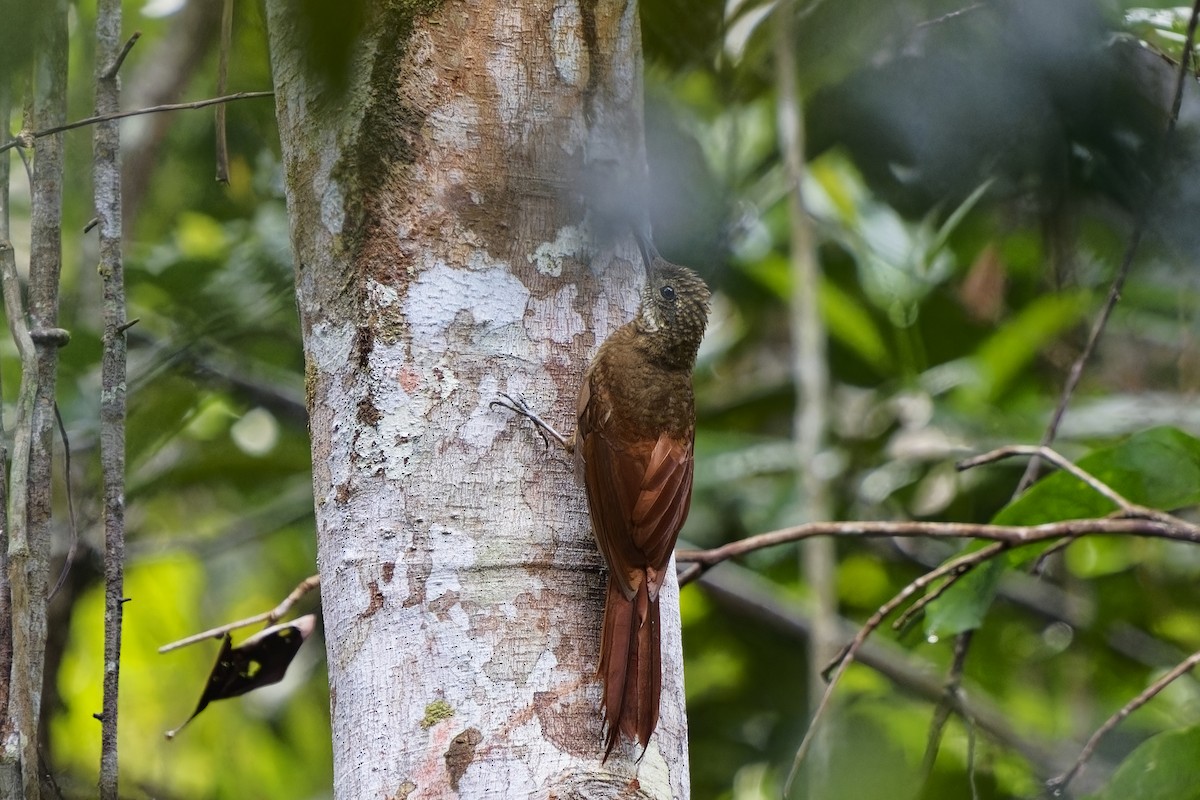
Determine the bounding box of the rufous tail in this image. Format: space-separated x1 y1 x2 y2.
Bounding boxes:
598 576 660 761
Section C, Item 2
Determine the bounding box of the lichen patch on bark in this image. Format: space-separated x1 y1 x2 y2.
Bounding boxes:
421 699 455 728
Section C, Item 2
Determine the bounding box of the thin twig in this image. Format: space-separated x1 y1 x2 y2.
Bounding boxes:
1017 0 1200 492
102 30 140 79
14 4 70 795
1030 536 1075 577
0 83 13 785
917 2 985 28
1048 647 1200 795
214 0 233 183
965 698 979 800
783 541 1010 797
694 560 1083 779
0 91 274 154
959 445 1136 512
158 574 320 653
920 631 974 783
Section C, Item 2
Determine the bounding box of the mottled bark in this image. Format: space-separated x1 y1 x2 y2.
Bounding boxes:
3 2 68 797
95 0 128 795
265 1 689 797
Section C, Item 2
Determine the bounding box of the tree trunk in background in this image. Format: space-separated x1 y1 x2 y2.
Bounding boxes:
265 1 689 797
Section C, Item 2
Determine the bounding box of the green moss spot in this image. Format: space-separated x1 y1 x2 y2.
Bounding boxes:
421 699 454 728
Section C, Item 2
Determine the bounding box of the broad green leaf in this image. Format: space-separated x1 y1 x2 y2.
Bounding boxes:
926 427 1200 637
1084 725 1200 800
923 558 1006 637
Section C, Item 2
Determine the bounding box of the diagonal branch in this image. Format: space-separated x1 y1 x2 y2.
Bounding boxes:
1017 0 1200 493
158 574 320 654
694 560 1083 778
960 445 1137 512
783 541 1012 797
1048 647 1200 794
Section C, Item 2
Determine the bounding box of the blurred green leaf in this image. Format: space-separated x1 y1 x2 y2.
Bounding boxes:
1084 724 1200 800
820 278 892 372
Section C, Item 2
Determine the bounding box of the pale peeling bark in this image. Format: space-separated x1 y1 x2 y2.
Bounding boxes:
265 1 689 797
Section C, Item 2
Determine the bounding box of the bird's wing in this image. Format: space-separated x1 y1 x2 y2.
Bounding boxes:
579 380 694 600
632 434 693 574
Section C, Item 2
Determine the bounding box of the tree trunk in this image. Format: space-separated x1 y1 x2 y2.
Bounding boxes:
265 1 689 797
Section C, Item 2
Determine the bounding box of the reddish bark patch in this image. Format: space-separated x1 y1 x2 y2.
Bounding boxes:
359 579 385 619
443 727 483 791
427 590 460 621
382 561 396 583
398 364 420 394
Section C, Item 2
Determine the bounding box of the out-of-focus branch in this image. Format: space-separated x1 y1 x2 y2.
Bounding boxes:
773 1 838 765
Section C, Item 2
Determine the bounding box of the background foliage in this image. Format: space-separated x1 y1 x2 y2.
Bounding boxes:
8 0 1200 797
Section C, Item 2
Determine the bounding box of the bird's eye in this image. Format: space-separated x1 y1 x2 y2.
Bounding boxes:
659 285 676 302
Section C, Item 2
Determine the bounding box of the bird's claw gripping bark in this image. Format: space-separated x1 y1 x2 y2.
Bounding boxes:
491 392 571 452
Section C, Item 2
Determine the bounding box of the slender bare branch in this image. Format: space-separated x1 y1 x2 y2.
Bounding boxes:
158 574 320 654
6 4 71 796
676 517 1200 575
694 560 1083 779
95 0 127 794
917 2 985 28
0 83 16 797
920 630 974 783
960 445 1137 512
0 91 274 155
783 541 1010 796
1030 536 1074 577
1048 647 1200 794
215 0 234 183
891 558 991 634
102 31 140 80
1017 0 1200 492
